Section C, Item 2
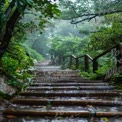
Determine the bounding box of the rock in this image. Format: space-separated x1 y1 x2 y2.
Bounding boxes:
0 77 16 96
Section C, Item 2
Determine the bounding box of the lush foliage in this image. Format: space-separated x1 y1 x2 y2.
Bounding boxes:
49 33 89 65
49 3 122 82
59 0 122 24
0 0 61 95
88 15 122 51
0 0 122 94
25 31 50 58
110 73 122 90
0 0 60 57
22 44 44 61
0 40 34 89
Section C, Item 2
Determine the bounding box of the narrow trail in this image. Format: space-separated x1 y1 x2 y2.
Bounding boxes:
2 61 122 122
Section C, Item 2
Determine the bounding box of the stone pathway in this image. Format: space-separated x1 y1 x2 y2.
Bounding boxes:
2 62 122 122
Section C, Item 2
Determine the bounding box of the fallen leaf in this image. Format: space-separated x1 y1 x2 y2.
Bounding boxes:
6 115 16 119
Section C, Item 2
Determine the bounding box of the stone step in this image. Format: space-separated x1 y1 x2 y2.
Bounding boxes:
15 96 122 101
27 86 115 90
30 83 108 86
3 109 122 117
12 98 122 106
34 80 104 83
2 64 122 121
19 92 121 97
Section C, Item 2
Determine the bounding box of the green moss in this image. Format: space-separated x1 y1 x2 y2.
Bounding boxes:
110 74 122 90
0 91 10 99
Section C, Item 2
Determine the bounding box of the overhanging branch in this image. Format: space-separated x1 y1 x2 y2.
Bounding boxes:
71 10 122 24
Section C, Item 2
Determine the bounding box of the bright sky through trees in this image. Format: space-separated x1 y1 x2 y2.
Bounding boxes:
70 0 76 2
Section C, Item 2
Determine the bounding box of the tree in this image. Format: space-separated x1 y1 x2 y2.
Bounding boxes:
0 0 60 90
59 0 122 24
86 13 122 52
49 34 88 64
32 32 49 58
0 0 60 58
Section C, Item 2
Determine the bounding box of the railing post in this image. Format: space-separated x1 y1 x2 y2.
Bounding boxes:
76 58 79 69
69 56 72 68
58 55 62 64
51 54 55 64
116 43 122 67
62 56 65 63
84 55 89 72
51 54 53 62
93 58 98 73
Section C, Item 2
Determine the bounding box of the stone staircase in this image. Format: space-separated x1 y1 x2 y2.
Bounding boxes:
2 62 122 122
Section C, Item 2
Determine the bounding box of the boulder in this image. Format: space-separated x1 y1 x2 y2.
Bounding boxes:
0 77 15 96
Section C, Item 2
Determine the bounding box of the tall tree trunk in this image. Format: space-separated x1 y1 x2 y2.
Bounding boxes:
0 2 26 58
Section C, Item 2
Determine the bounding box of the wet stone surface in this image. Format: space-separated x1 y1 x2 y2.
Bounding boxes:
1 117 122 122
1 61 122 122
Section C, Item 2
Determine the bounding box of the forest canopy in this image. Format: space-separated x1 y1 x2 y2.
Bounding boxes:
0 0 121 87
59 0 122 24
0 0 60 57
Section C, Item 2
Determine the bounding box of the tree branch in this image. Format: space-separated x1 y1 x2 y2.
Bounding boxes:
5 0 16 20
71 10 122 24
